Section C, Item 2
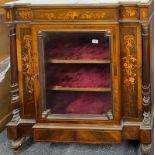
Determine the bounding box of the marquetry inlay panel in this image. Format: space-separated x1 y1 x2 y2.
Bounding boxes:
33 9 118 22
14 8 118 22
120 7 139 20
17 26 35 118
15 8 33 21
120 25 142 118
5 8 14 21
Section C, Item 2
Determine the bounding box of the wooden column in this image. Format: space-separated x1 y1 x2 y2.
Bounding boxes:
8 23 20 123
142 23 151 126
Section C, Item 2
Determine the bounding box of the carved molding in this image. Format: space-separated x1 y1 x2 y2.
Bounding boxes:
11 109 20 123
142 111 151 126
8 108 21 126
10 83 19 104
142 84 151 106
142 84 151 126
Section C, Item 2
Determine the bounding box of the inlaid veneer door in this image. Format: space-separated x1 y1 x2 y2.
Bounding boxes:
32 24 120 125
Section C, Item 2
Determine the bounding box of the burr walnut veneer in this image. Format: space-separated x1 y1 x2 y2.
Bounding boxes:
2 0 154 154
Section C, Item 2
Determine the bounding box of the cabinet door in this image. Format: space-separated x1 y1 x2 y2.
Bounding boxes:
32 24 120 125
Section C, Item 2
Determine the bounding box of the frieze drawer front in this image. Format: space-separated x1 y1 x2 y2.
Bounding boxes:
3 0 153 154
7 8 119 22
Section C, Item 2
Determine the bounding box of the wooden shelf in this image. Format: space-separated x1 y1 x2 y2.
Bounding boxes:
46 59 110 64
47 86 111 92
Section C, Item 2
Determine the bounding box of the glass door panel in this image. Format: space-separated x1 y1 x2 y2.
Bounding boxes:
39 31 113 120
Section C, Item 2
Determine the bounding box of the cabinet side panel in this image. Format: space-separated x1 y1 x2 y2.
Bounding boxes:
120 23 142 120
16 24 35 118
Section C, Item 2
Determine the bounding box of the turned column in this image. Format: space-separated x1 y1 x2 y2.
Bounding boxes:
142 23 151 126
8 23 20 123
139 23 152 155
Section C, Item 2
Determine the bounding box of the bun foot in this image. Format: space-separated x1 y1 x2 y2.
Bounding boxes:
138 143 152 155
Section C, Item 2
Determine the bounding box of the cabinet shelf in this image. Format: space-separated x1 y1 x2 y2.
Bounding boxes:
47 86 111 92
46 59 110 64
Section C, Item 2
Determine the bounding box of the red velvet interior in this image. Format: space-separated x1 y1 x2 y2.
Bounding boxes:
46 64 111 88
46 43 109 60
46 91 111 114
44 32 111 115
44 32 110 60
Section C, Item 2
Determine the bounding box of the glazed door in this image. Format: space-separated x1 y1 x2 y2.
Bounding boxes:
33 25 120 125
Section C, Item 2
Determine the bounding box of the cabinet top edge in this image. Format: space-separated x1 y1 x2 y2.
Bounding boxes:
2 0 153 8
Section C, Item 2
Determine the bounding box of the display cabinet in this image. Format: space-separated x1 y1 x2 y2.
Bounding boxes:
2 0 154 154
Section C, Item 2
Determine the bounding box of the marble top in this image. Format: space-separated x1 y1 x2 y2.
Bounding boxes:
4 0 151 6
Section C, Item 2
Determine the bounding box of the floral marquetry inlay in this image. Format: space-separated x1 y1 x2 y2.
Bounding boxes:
125 9 136 16
5 9 13 21
22 35 34 102
19 27 35 116
16 9 33 20
121 32 138 117
33 9 116 21
34 10 106 20
14 8 118 21
122 35 137 90
120 8 138 19
122 55 137 88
